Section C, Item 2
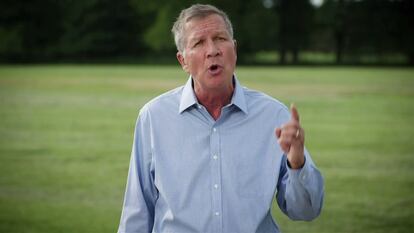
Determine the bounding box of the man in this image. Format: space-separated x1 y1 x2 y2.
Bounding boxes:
118 4 323 233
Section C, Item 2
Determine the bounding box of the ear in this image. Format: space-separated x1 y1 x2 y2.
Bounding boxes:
176 51 189 73
233 39 238 60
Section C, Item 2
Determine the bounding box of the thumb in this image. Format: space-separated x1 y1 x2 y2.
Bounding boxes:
290 103 300 122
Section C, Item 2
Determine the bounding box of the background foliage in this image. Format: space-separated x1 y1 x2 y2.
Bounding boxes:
0 0 413 64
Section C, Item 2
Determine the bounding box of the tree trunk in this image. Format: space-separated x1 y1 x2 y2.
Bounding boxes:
335 0 345 64
279 48 287 65
408 52 414 66
335 32 344 64
292 49 299 64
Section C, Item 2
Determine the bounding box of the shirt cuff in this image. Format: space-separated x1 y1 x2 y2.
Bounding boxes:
286 156 311 184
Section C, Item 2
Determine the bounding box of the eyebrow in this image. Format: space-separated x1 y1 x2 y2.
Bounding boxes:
189 30 228 42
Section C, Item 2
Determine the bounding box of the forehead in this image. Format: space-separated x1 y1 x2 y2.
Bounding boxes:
184 14 228 40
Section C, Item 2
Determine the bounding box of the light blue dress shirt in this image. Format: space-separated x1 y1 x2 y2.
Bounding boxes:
118 76 324 233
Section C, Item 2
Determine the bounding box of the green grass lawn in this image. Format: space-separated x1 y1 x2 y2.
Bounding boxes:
0 65 413 232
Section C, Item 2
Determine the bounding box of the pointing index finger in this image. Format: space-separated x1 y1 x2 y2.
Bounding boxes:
290 103 300 123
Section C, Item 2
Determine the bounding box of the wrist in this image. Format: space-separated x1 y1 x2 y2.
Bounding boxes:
287 156 305 169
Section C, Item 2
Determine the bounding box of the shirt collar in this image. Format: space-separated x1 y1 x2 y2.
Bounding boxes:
179 77 198 113
179 75 248 114
231 75 248 114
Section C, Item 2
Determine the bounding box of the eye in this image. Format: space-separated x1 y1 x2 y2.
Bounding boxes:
192 40 203 48
215 36 227 41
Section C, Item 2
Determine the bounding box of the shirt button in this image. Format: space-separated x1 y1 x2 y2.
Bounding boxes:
214 184 218 189
215 212 220 216
197 105 202 109
213 128 217 132
213 155 218 160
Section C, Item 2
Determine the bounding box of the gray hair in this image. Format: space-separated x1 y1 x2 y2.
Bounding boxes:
171 4 234 52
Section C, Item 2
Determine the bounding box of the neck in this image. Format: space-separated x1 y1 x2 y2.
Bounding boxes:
194 84 234 121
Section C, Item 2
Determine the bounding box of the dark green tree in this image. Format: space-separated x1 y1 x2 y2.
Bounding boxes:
0 0 63 62
398 0 414 64
59 0 143 59
275 0 314 64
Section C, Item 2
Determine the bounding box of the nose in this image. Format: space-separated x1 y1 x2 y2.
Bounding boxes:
206 40 221 58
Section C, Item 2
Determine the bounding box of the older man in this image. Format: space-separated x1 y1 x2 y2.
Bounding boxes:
118 4 324 233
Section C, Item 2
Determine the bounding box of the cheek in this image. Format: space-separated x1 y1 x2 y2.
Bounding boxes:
226 49 237 64
187 53 203 69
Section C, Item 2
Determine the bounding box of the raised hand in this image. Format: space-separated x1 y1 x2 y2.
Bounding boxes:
275 104 305 169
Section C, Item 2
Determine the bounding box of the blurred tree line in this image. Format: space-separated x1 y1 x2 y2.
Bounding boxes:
0 0 412 65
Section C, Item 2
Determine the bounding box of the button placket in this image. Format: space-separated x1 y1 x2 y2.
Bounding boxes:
210 125 222 232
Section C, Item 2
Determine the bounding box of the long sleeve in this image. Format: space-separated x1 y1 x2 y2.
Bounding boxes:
118 106 158 233
276 152 324 220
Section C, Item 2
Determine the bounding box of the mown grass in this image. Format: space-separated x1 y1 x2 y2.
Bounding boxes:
0 65 413 232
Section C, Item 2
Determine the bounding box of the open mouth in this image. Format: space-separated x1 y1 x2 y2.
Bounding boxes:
208 64 223 76
209 64 219 71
